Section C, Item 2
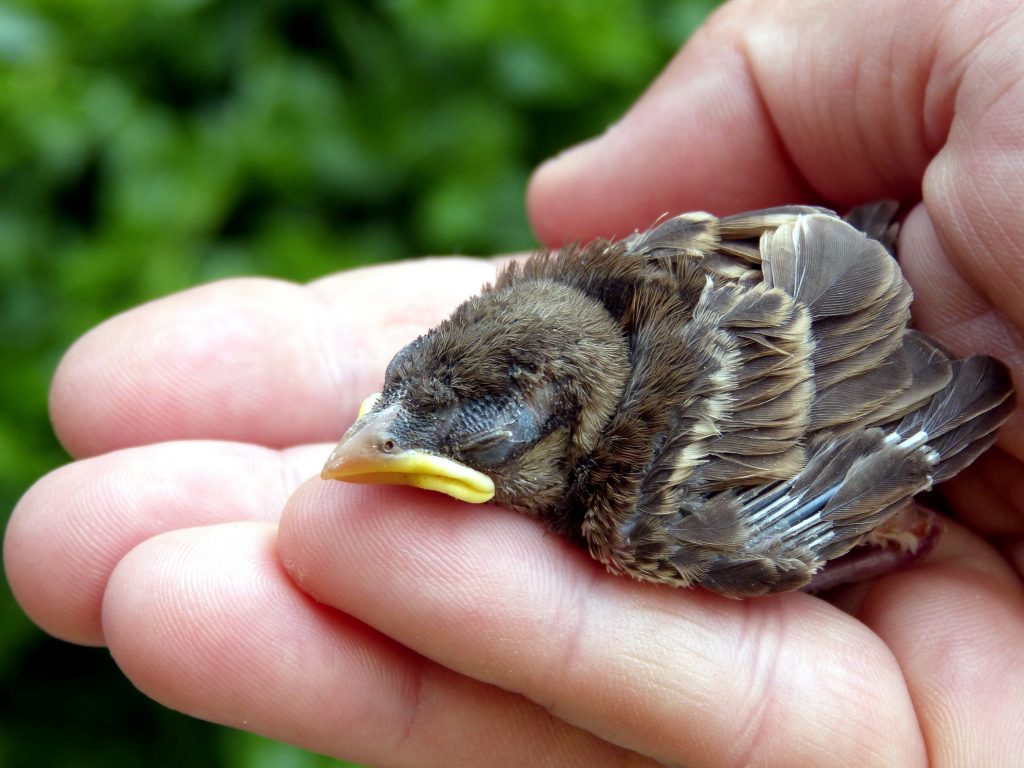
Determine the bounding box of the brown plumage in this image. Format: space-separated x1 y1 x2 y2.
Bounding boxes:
322 204 1015 597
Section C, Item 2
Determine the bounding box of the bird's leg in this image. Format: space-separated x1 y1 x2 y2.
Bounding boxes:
803 506 941 593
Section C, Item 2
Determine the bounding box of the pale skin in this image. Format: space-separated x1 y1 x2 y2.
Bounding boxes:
5 0 1024 765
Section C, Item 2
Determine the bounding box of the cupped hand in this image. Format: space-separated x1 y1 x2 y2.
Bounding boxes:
6 0 1024 765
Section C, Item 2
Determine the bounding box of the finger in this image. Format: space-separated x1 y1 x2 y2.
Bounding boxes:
527 0 950 243
51 259 495 458
940 449 1024 536
103 522 654 768
279 480 926 767
4 440 327 646
853 521 1024 767
1008 538 1024 577
898 203 1024 460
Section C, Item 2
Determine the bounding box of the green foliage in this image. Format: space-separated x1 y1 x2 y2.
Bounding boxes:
0 1 719 765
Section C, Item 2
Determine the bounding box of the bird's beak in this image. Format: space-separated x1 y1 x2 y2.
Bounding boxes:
320 393 495 504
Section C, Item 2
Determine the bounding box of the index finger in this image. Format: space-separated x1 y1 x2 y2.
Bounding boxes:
51 258 496 457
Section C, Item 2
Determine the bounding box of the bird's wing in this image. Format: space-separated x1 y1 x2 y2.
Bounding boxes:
615 210 1013 594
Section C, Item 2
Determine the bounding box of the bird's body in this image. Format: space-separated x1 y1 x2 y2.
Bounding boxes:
323 204 1014 597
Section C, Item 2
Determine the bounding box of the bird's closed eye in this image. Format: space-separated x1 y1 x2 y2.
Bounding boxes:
456 428 515 466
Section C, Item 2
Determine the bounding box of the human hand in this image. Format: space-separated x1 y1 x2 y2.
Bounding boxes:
7 0 1024 765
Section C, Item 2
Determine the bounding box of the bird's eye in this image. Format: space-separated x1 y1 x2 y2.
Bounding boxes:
457 428 514 466
451 393 550 468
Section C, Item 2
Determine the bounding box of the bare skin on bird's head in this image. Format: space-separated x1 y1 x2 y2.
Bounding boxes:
323 204 1015 598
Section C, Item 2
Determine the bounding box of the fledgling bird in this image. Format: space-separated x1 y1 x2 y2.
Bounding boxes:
321 204 1015 598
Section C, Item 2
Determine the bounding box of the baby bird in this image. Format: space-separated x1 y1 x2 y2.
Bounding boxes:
322 204 1015 597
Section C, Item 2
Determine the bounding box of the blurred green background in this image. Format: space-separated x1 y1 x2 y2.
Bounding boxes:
0 1 719 765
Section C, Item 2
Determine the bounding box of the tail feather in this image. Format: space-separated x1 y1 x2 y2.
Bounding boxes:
931 432 1000 484
930 392 1015 482
898 356 1014 440
893 354 1014 482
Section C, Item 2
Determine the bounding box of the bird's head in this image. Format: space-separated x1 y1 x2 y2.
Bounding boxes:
321 278 629 515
